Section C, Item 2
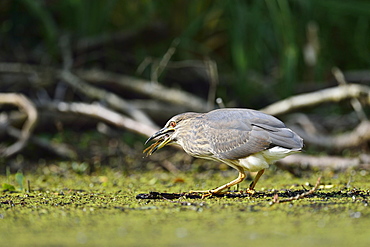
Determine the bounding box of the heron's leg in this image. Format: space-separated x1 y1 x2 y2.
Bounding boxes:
189 166 246 196
210 167 246 194
248 169 265 192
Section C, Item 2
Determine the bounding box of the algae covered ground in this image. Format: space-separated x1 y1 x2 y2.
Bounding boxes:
1 166 369 246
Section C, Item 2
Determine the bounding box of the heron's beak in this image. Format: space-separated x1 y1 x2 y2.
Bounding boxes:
143 126 175 155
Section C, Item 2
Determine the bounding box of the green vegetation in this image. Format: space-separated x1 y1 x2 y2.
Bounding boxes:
1 167 369 246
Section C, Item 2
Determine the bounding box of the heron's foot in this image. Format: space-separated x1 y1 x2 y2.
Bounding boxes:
246 188 256 195
188 189 211 194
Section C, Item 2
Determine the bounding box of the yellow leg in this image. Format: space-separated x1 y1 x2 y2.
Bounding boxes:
248 169 265 192
189 166 246 197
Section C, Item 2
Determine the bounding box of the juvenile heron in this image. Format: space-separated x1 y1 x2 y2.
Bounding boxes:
144 108 303 196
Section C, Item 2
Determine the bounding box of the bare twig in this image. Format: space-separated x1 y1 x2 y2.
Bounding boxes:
151 39 180 82
270 176 321 205
60 34 73 71
291 113 322 135
136 57 153 75
205 59 218 111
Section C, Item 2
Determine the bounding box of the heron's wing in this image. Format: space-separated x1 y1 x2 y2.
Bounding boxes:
202 109 303 160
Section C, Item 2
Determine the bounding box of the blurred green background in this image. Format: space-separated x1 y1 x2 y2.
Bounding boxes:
2 0 369 107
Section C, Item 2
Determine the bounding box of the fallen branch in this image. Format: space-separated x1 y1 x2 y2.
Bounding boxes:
293 120 370 149
1 101 159 158
4 125 76 159
59 70 157 127
0 63 54 88
270 176 321 205
276 154 370 176
45 101 159 137
0 62 208 113
0 93 38 157
332 67 367 121
76 69 208 112
260 83 370 116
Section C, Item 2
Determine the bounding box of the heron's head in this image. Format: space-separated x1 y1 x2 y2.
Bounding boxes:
143 112 200 156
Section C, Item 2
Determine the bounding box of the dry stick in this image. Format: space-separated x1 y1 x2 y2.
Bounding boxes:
292 113 321 135
58 34 157 128
48 101 158 137
5 124 77 159
151 38 180 82
1 62 369 116
0 93 38 157
60 34 73 71
293 120 370 149
136 57 153 75
270 176 321 206
332 67 368 121
260 83 370 116
76 69 208 112
2 62 370 125
205 59 219 111
0 62 208 113
276 154 370 174
0 62 55 87
59 70 157 127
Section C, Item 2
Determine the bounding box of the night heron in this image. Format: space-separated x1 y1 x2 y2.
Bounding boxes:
144 108 303 196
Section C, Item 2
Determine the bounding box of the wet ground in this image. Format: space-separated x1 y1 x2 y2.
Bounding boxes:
1 167 369 246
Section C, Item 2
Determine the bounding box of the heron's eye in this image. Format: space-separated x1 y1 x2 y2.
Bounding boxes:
169 121 176 127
